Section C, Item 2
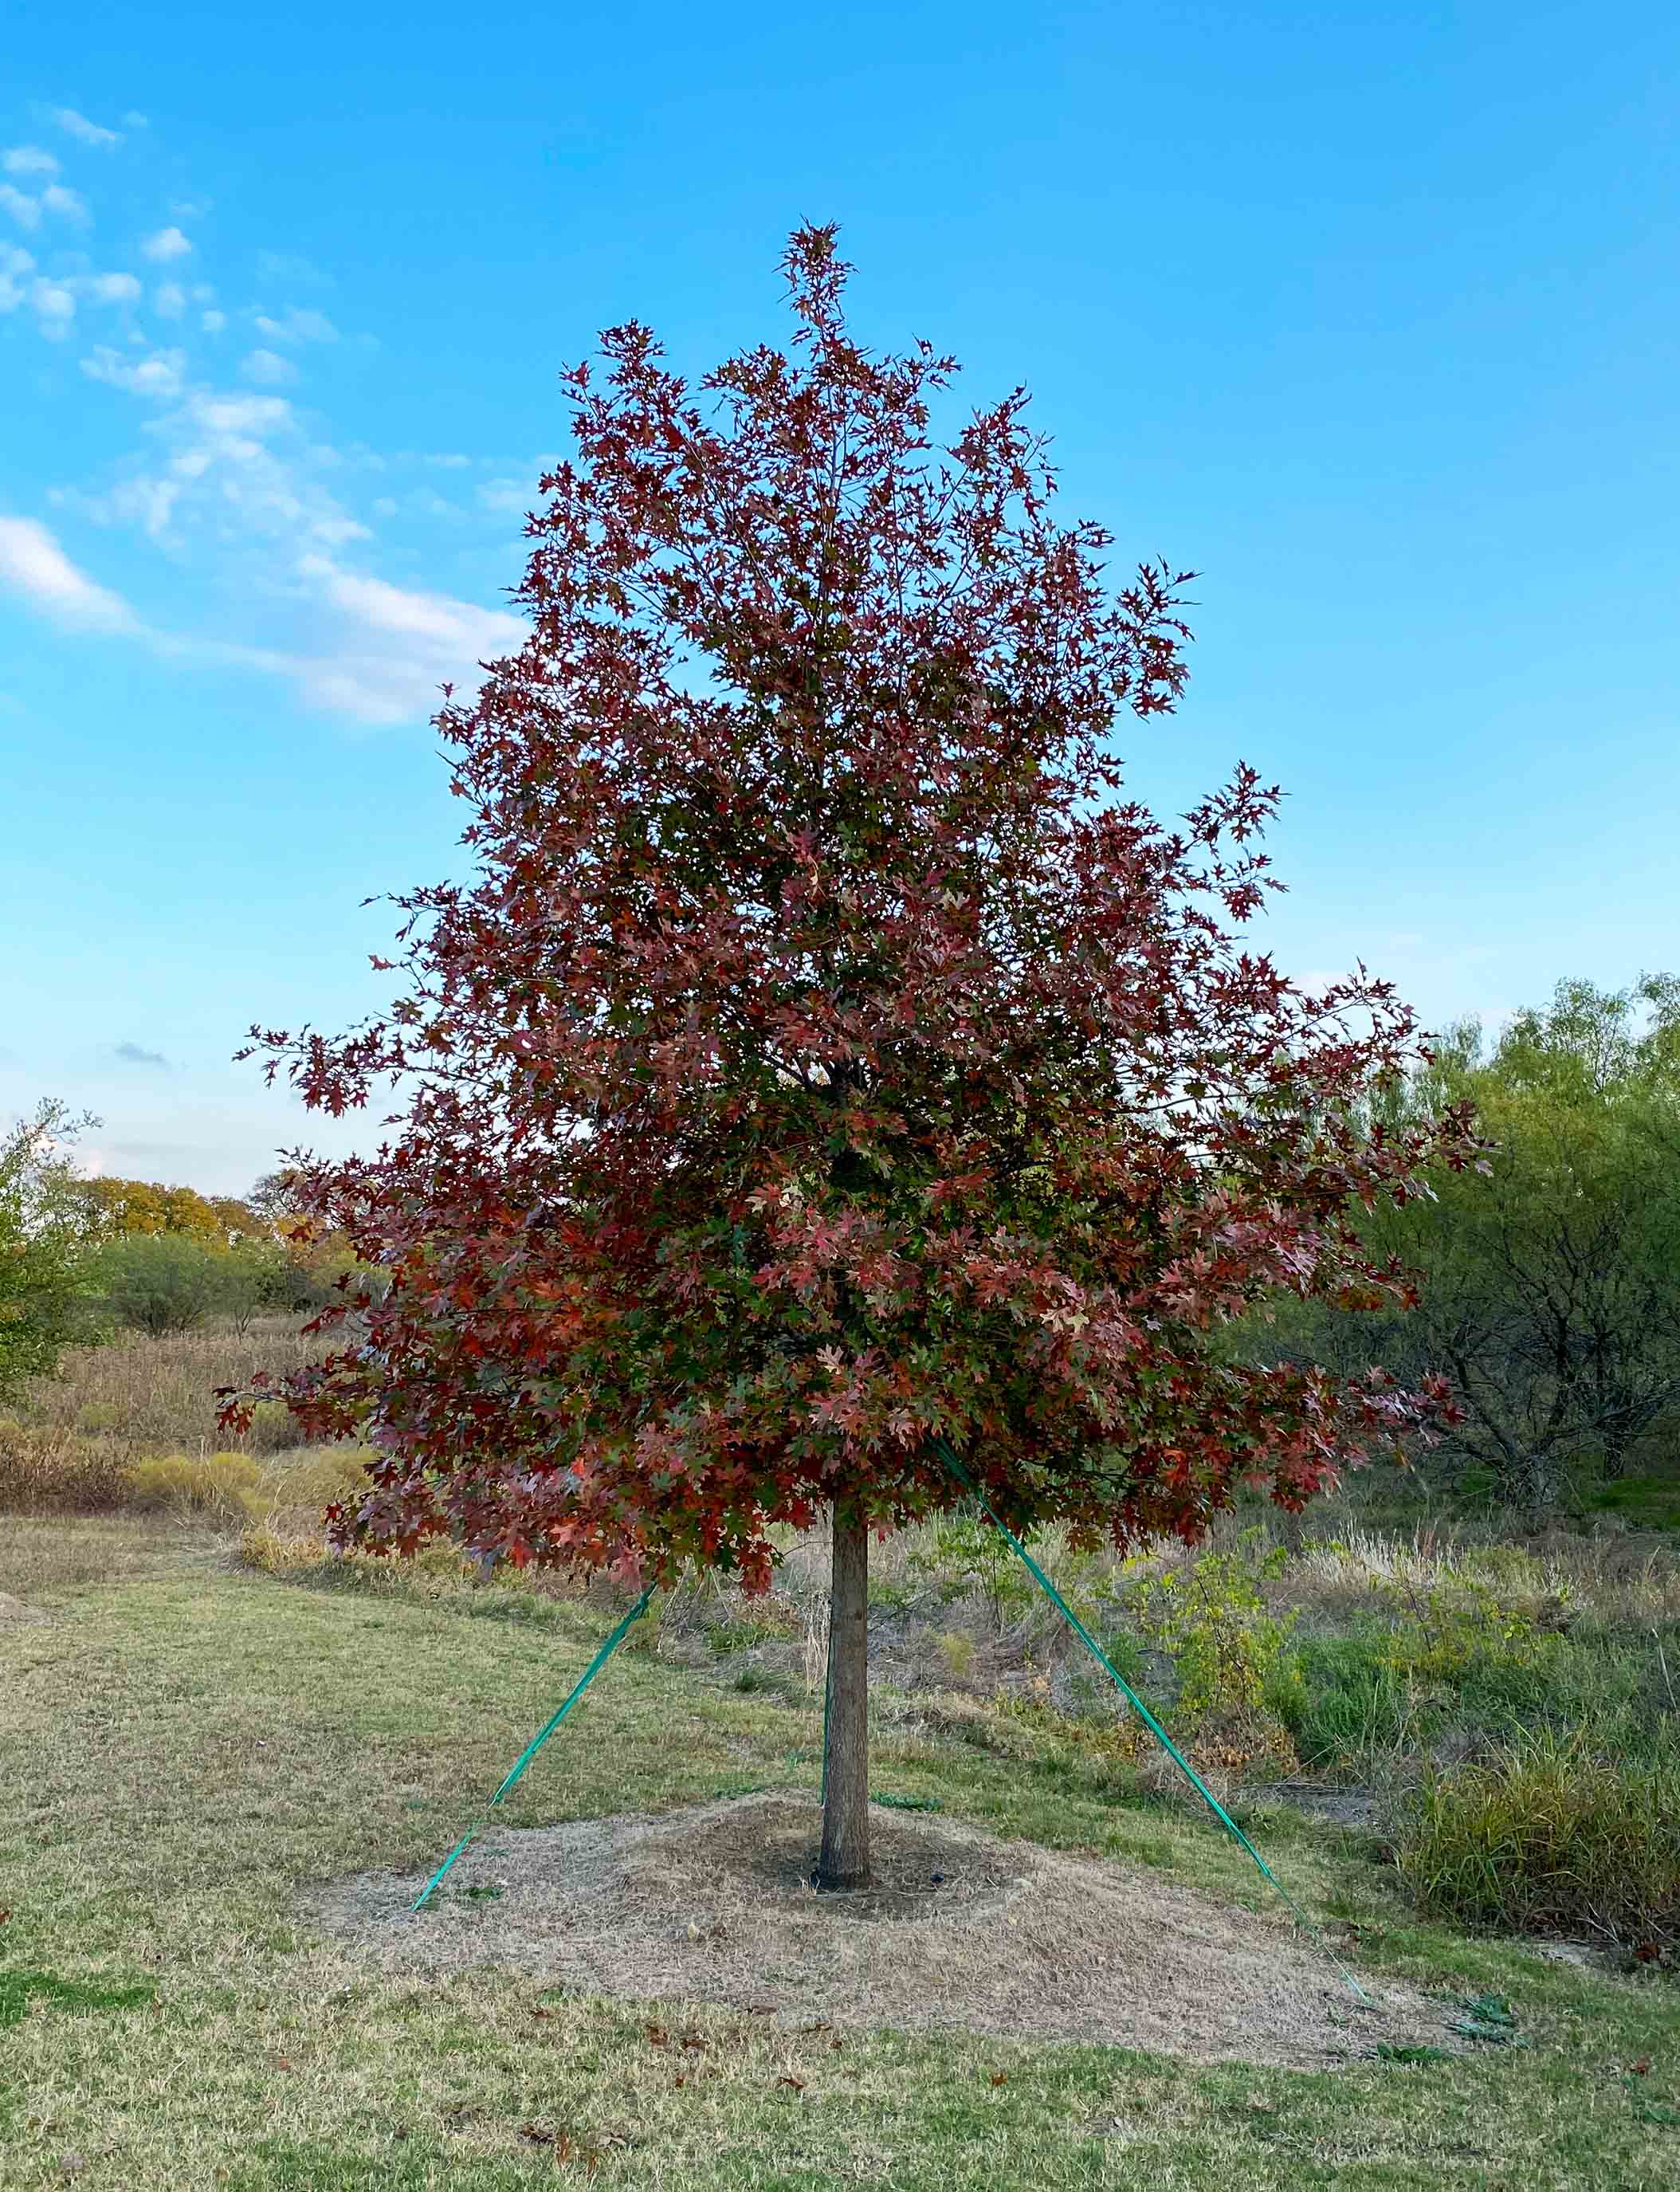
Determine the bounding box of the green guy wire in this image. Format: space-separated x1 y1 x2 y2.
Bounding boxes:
932 1437 1370 2003
412 1585 655 1912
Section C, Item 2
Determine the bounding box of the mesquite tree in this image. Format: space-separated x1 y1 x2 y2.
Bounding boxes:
222 226 1485 1888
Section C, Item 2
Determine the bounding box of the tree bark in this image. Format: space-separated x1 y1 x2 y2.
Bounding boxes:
817 1502 871 1889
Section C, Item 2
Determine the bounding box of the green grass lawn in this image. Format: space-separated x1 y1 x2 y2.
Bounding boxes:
2 1519 1677 2190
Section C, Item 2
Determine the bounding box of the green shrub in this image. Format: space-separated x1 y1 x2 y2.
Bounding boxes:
96 1235 232 1338
121 1451 265 1522
1125 1532 1297 1723
1397 1731 1680 1953
245 1397 308 1453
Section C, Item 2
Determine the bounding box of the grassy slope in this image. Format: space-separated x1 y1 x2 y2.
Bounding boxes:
2 1522 1677 2190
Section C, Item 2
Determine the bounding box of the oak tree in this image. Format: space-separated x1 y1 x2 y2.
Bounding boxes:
222 226 1484 1887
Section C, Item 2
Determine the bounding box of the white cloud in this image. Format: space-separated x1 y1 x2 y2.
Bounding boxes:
190 283 214 301
141 225 192 262
2 146 59 179
52 109 121 148
0 243 33 312
200 308 226 333
371 495 398 517
154 281 186 318
88 271 141 304
240 346 296 387
190 391 293 438
290 552 527 725
0 183 41 230
0 516 138 630
477 477 529 515
41 184 89 223
80 344 188 399
30 281 77 338
253 304 336 344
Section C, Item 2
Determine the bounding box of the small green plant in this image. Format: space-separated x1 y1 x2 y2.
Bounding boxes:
1378 1572 1549 1683
933 1628 978 1682
1124 1533 1297 1721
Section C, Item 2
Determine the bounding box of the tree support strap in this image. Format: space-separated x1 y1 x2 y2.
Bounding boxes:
932 1436 1371 2004
411 1585 656 1912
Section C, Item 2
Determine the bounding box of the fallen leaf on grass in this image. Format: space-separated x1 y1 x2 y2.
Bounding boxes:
989 2072 1008 2088
776 2075 805 2093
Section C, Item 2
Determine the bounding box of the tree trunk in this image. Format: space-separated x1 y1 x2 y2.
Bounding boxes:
817 1503 871 1890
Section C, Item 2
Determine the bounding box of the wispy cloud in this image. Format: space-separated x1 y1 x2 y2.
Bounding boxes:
477 477 530 516
289 552 527 725
30 281 77 339
80 344 189 399
2 145 59 178
51 108 122 148
0 183 41 230
253 304 336 344
239 347 296 387
0 516 139 630
8 124 537 729
113 1041 171 1069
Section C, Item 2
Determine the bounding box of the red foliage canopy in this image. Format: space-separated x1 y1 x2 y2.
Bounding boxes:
222 226 1486 1594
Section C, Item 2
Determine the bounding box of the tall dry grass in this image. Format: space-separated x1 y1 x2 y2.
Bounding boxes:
0 1313 335 1514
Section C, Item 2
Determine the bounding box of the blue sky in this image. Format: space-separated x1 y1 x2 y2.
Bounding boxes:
2 4 1676 1196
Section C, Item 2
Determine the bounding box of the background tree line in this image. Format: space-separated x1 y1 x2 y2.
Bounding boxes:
6 970 1678 1520
1214 972 1680 1516
0 1128 382 1400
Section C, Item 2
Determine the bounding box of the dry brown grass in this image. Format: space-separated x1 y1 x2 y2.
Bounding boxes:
310 1790 1464 2071
7 1311 327 1455
0 1314 335 1514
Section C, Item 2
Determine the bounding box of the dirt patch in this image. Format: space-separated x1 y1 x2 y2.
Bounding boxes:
1254 1782 1387 1832
0 1593 50 1624
308 1793 1465 2070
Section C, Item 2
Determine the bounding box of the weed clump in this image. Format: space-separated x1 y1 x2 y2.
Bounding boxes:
1396 1731 1680 1957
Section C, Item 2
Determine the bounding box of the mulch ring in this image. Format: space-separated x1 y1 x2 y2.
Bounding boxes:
307 1793 1470 2070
